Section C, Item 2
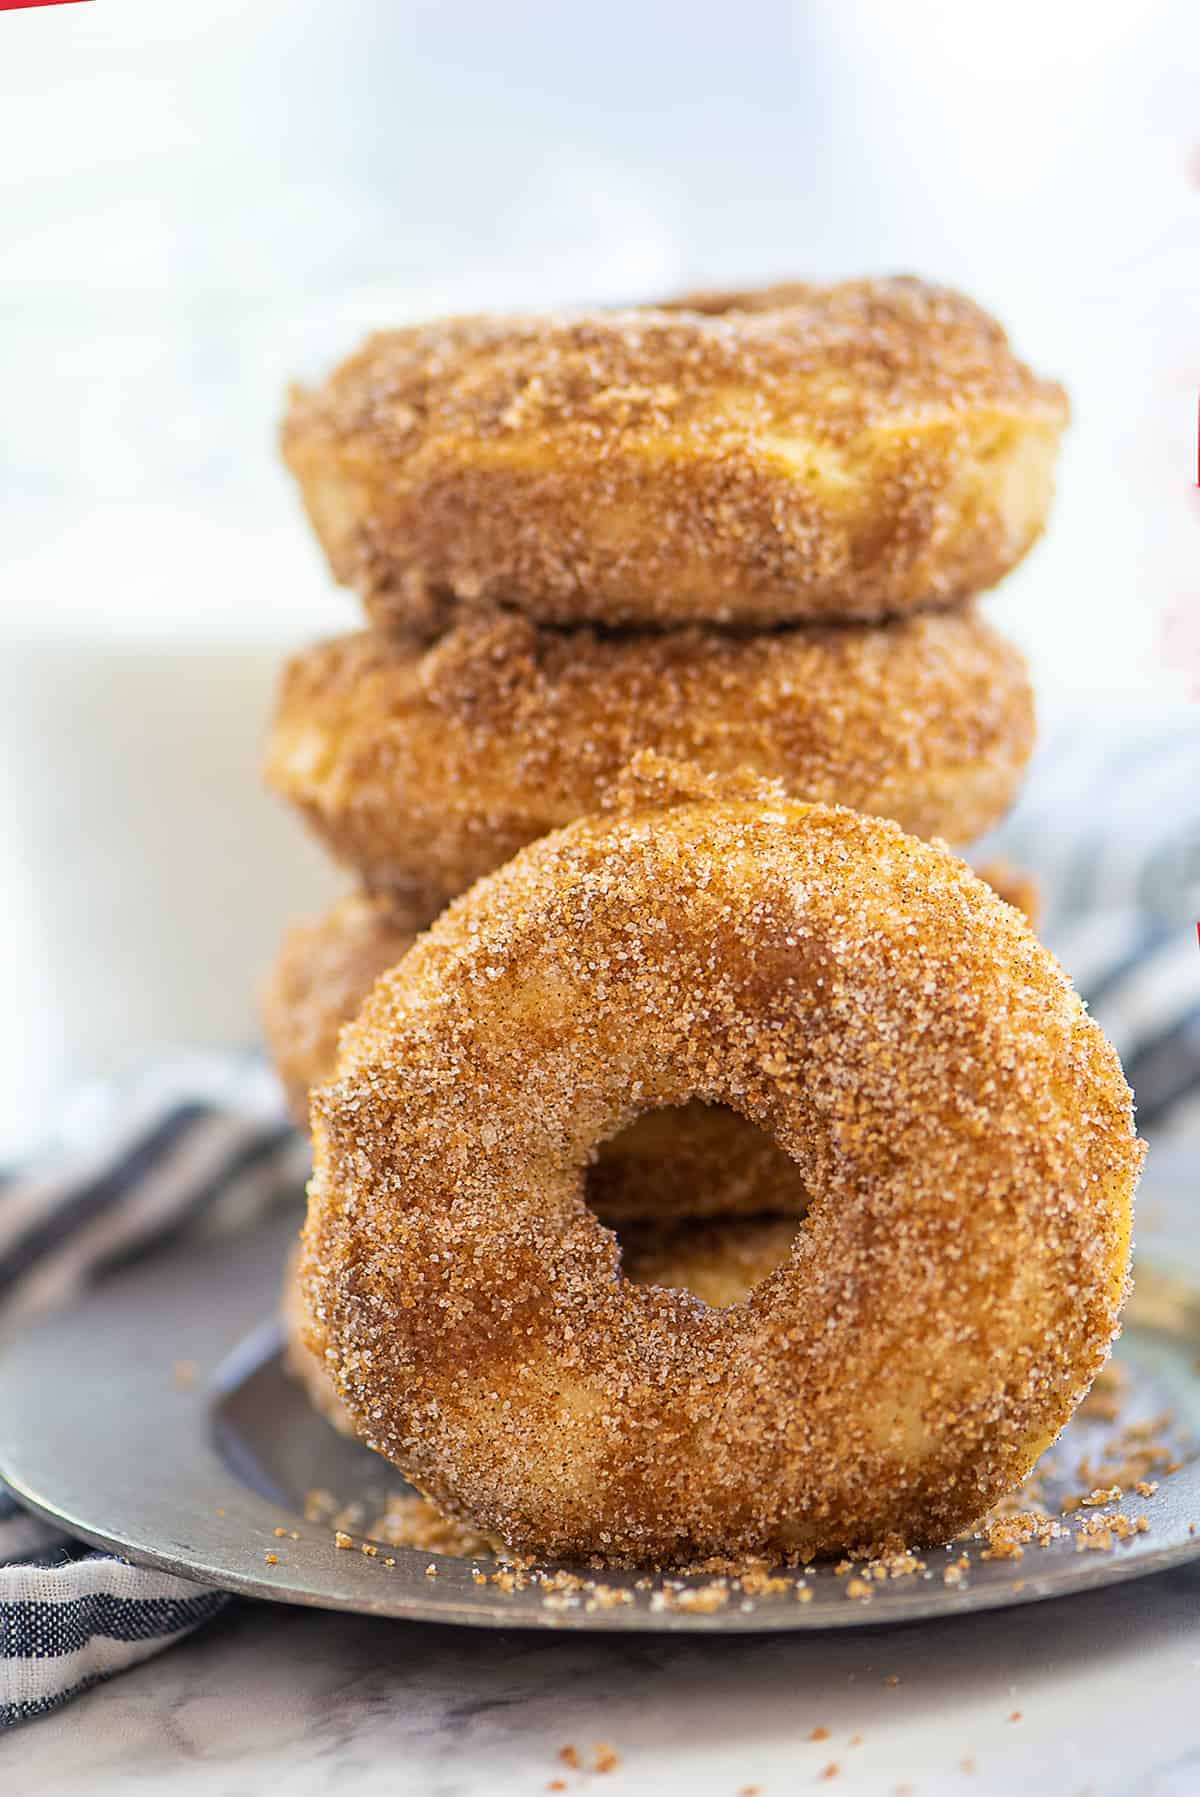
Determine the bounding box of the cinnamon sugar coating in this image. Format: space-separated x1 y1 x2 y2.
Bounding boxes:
281 279 1068 633
301 770 1140 1563
264 606 1034 909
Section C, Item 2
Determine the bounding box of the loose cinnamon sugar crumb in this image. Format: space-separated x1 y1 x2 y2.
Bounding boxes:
739 1569 792 1597
943 1554 971 1587
981 1512 1064 1559
263 1552 278 1565
845 1578 873 1601
548 1783 567 1793
1135 1481 1159 1497
1063 1485 1123 1514
1073 1511 1149 1553
361 1542 378 1558
585 1585 634 1613
559 1746 581 1770
651 1581 730 1614
884 1674 901 1687
797 1585 814 1604
809 1726 831 1742
820 1766 840 1782
334 1530 354 1550
273 1527 288 1538
1009 1711 1022 1723
592 1744 620 1774
366 1492 496 1558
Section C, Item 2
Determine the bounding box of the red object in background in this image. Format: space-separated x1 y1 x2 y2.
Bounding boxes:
0 1 92 10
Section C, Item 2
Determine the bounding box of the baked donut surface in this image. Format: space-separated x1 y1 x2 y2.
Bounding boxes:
264 606 1034 910
302 772 1139 1563
281 278 1067 633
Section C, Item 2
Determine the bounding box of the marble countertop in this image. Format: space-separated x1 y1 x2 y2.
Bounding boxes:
17 1559 1200 1796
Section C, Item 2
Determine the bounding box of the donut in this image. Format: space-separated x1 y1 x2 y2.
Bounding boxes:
283 1218 802 1440
301 765 1139 1562
281 278 1068 634
263 606 1035 910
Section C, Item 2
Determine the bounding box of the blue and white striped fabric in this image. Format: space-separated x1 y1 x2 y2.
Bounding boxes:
1 720 1199 1728
0 1056 308 1730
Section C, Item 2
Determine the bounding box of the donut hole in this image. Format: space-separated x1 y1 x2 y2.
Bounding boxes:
613 1212 805 1308
584 1101 809 1306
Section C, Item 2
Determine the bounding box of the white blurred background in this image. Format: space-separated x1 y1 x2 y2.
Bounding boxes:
2 0 1198 1155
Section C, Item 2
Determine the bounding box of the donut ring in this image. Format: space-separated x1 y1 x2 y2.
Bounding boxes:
281 278 1068 634
265 863 1040 1212
264 606 1034 910
302 770 1139 1562
284 1218 802 1440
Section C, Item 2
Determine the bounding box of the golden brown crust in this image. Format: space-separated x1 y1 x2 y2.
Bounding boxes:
263 607 1035 909
281 279 1068 632
301 775 1140 1563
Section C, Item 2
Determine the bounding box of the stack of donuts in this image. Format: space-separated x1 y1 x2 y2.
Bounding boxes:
261 279 1142 1563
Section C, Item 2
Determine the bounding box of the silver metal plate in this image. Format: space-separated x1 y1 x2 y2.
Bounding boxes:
3 1153 1200 1634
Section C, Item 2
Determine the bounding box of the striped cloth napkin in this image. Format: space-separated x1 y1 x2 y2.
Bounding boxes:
2 720 1198 1728
0 1057 308 1728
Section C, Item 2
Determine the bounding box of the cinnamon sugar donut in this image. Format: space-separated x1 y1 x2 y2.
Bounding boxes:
264 606 1034 910
281 278 1068 634
301 767 1139 1562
